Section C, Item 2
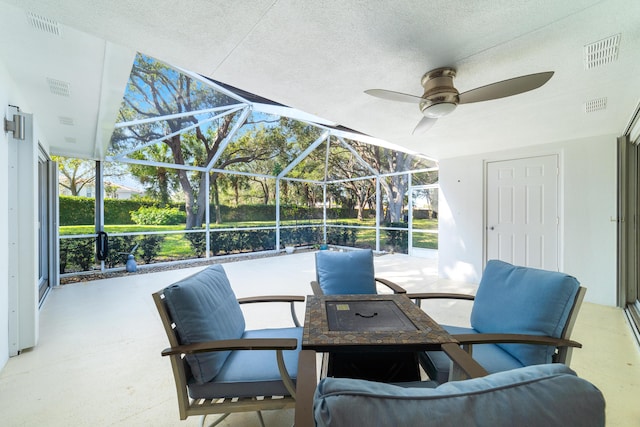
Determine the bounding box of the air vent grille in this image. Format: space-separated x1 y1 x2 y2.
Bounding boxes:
64 137 77 144
47 78 71 97
584 34 620 69
585 97 607 113
26 12 61 36
59 116 75 126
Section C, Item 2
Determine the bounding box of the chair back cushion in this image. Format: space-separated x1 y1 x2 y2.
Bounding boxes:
470 260 580 366
163 264 245 384
315 249 376 295
313 364 605 427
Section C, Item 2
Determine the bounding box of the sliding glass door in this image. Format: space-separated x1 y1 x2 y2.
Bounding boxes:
37 149 57 304
619 111 640 334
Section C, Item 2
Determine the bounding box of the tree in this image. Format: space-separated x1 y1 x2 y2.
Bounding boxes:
127 144 178 206
355 143 412 223
53 156 95 196
207 123 287 222
325 142 375 220
54 156 126 198
111 54 286 228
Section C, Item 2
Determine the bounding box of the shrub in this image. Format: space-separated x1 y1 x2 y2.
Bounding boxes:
104 235 138 268
185 230 207 258
136 235 165 263
327 224 358 246
384 222 408 254
59 237 95 273
280 226 322 247
130 206 186 225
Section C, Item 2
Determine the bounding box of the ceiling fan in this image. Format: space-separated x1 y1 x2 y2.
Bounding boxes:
365 67 554 134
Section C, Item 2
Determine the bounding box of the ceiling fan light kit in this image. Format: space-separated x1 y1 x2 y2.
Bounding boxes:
419 67 459 118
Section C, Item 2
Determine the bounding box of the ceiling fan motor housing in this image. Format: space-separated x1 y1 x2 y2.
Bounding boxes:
419 67 459 118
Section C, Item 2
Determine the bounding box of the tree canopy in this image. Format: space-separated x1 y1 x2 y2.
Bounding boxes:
107 53 438 228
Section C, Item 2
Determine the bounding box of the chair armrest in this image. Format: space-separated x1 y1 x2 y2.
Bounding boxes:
237 295 305 304
453 333 582 349
294 350 318 427
405 292 475 308
406 292 475 300
310 280 323 296
237 295 305 327
161 337 298 357
375 277 407 294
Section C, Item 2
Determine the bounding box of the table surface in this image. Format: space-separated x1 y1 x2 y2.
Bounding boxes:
302 294 458 352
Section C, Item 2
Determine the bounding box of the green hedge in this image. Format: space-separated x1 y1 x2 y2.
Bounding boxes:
185 226 326 258
59 234 166 273
58 221 408 273
59 196 164 226
59 196 96 226
216 204 363 222
131 206 185 225
60 196 367 226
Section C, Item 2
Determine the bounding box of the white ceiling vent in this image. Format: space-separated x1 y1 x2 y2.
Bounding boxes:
584 34 620 69
585 97 607 113
26 12 61 36
47 78 71 97
59 116 75 126
64 137 77 144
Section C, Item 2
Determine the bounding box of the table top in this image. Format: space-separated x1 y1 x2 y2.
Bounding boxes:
302 294 458 352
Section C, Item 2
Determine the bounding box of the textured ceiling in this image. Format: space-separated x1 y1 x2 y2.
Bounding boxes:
1 0 639 160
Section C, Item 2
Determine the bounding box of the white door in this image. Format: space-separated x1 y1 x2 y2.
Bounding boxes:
486 155 559 270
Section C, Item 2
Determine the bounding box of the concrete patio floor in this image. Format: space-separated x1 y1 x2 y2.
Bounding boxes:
0 251 638 426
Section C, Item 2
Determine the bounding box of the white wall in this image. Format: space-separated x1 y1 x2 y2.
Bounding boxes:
439 135 618 306
0 58 43 371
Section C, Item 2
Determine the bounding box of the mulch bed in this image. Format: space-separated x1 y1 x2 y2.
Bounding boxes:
60 248 315 285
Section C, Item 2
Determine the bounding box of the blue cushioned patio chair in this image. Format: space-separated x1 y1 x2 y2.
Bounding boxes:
310 249 406 296
153 264 305 427
305 364 605 427
408 260 586 383
310 249 410 381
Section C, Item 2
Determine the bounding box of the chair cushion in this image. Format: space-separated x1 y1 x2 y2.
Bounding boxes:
313 364 605 427
470 260 580 366
163 265 245 384
188 327 302 399
419 325 524 383
315 249 376 295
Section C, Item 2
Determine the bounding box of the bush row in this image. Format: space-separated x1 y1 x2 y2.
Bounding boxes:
60 196 170 226
59 196 373 226
59 234 166 273
185 226 328 257
59 223 407 274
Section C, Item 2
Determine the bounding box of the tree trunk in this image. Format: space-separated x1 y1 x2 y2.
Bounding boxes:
178 168 196 229
233 178 240 206
212 175 222 224
194 171 208 228
261 179 270 204
166 135 198 229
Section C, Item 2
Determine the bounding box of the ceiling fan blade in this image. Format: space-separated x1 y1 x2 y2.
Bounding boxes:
458 71 554 104
412 116 438 135
365 89 424 103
